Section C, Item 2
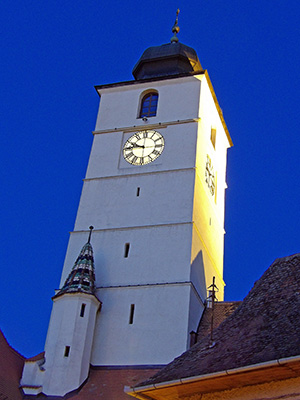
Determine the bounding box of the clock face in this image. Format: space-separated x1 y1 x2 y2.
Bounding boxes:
123 130 164 165
205 155 215 196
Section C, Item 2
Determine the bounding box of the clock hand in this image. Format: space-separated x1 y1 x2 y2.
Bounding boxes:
127 143 145 149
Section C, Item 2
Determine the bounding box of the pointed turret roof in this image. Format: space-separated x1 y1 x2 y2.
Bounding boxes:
54 227 97 298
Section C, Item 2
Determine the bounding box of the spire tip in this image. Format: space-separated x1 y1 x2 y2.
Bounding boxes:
171 9 180 43
88 226 94 243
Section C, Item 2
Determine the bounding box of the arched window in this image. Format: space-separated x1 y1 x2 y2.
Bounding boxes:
139 92 158 118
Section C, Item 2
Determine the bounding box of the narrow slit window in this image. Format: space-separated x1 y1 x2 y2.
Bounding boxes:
80 303 86 317
129 304 135 324
210 128 217 149
64 346 70 357
136 187 140 197
124 243 130 258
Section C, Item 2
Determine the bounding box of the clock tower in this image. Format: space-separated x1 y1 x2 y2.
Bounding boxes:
21 13 232 398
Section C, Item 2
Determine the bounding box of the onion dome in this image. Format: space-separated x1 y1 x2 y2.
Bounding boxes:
132 10 203 80
54 226 96 297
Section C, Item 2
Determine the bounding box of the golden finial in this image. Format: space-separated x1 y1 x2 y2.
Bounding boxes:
170 9 180 43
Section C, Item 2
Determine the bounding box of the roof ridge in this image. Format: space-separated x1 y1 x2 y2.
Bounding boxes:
0 329 25 360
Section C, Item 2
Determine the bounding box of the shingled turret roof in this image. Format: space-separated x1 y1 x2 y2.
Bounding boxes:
54 227 97 298
140 253 300 387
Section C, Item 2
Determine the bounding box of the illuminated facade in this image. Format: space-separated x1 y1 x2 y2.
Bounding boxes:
21 17 232 398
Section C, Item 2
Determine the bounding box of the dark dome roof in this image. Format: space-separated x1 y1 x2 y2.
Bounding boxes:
132 42 203 80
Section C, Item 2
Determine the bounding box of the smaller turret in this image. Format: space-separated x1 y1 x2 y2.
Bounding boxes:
21 227 101 397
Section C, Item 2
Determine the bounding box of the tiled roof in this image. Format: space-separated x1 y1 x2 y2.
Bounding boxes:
70 367 163 400
196 301 241 340
0 329 24 400
54 242 96 298
26 351 45 362
140 253 300 386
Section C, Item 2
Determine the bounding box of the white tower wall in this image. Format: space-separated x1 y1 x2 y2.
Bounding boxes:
94 78 201 133
57 73 230 366
62 224 194 288
42 293 100 396
57 74 229 365
20 37 232 398
91 284 195 365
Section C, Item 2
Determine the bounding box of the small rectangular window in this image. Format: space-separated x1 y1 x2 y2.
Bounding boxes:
136 187 140 197
64 346 70 357
129 304 135 324
210 128 217 149
124 243 130 258
80 303 86 317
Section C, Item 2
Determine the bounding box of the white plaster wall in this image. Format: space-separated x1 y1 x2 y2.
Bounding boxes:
21 361 44 390
189 74 231 300
190 224 225 302
74 169 195 231
95 76 201 132
80 298 100 384
42 293 99 396
91 284 191 366
197 76 230 223
60 224 193 289
188 287 205 342
53 72 230 371
85 123 198 179
192 173 225 283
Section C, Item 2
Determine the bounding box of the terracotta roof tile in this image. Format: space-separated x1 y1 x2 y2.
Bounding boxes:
26 351 45 362
0 330 24 400
141 253 300 386
196 301 241 340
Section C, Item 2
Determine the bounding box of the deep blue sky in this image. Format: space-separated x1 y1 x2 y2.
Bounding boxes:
1 2 300 358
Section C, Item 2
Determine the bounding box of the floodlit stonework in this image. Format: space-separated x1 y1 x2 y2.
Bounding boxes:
20 19 233 399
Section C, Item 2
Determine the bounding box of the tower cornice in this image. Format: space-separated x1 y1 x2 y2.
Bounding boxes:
92 118 200 135
94 70 205 92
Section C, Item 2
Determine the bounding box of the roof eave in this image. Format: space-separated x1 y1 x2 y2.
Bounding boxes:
94 71 206 94
125 355 300 399
52 290 102 305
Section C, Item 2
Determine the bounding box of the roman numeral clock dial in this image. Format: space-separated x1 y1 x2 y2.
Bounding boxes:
123 130 164 165
205 155 215 196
